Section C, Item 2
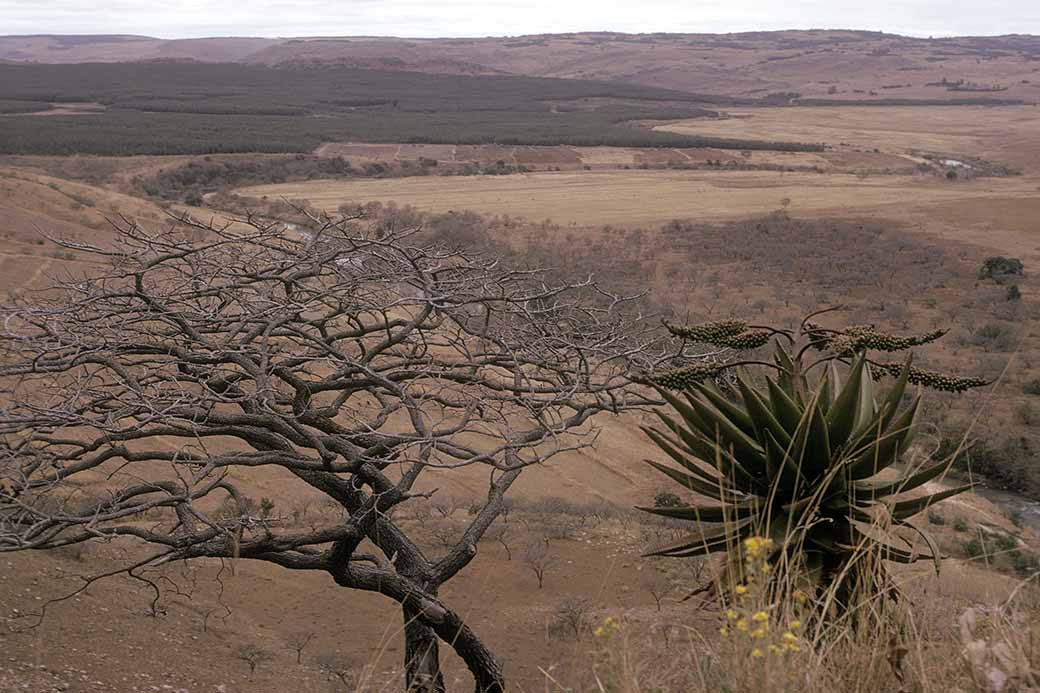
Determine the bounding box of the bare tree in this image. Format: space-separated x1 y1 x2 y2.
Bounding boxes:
237 644 273 678
431 496 461 519
315 652 357 688
489 525 511 561
431 524 457 549
640 568 671 612
0 212 667 693
288 631 316 664
549 597 591 640
522 540 557 589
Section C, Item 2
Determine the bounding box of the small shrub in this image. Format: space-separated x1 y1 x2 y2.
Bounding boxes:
963 537 986 559
1015 402 1035 425
1023 378 1040 395
953 518 969 532
979 256 1024 281
1009 549 1039 576
1006 284 1022 301
993 533 1018 552
653 491 682 508
968 322 1016 351
926 511 945 526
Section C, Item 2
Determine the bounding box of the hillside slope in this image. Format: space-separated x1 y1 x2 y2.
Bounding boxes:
2 31 1040 101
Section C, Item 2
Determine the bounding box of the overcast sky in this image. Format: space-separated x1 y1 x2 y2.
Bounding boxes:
2 0 1038 39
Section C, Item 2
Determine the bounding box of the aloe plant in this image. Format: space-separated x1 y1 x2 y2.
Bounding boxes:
639 313 987 616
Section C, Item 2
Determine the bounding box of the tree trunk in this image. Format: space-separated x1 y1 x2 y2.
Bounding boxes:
403 605 446 693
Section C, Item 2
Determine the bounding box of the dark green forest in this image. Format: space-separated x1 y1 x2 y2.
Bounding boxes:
0 63 825 155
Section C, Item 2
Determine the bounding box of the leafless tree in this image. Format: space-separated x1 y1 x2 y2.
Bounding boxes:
489 525 511 560
430 523 457 549
315 652 357 688
640 568 671 612
237 644 273 678
549 597 591 640
431 495 461 519
0 211 671 693
522 540 557 589
288 630 316 664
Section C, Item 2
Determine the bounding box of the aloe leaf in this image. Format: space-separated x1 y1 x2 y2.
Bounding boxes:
817 369 832 415
852 457 957 501
852 361 877 434
806 397 832 472
893 521 942 574
643 460 747 505
843 396 919 480
774 343 795 378
766 377 803 435
686 395 765 465
828 360 843 404
641 426 730 483
736 372 792 449
657 386 706 431
644 519 752 558
766 428 807 492
694 382 757 438
635 500 760 523
826 352 865 445
878 354 912 431
890 484 973 521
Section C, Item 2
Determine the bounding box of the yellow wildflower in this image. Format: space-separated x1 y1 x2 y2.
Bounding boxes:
752 648 764 658
752 611 768 622
734 585 748 596
736 618 748 632
744 536 774 560
783 632 798 643
726 609 739 620
751 627 767 639
768 645 781 654
790 620 801 630
720 627 729 637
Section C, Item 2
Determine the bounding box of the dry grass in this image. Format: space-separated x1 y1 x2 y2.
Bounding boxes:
658 106 1040 173
234 168 1040 228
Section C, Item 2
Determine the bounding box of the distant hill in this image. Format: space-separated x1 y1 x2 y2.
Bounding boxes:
2 31 1040 100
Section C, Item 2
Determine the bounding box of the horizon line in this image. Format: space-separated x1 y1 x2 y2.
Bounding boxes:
3 28 1040 41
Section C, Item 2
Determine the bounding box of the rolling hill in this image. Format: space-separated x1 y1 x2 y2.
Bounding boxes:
3 31 1040 101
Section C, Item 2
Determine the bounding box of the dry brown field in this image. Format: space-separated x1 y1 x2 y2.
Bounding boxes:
237 169 1036 240
242 105 1040 268
657 105 1040 172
